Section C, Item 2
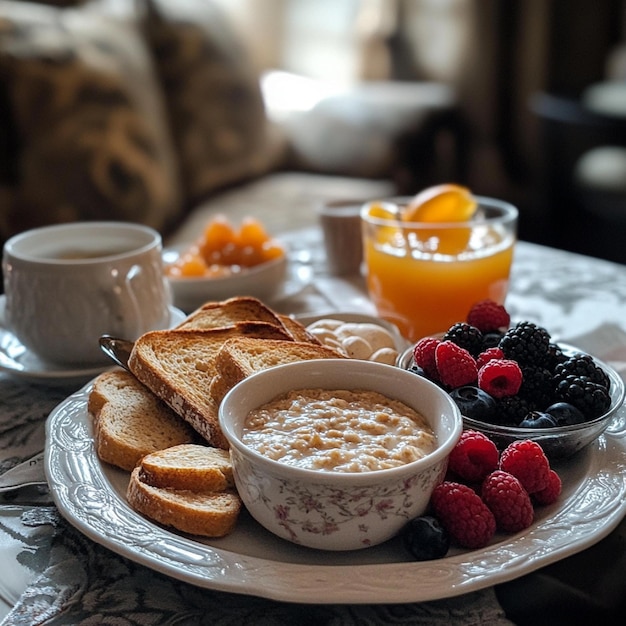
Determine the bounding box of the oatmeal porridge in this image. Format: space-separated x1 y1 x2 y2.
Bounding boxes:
242 388 437 472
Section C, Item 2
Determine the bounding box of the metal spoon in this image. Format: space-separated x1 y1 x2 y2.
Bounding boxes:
99 335 134 372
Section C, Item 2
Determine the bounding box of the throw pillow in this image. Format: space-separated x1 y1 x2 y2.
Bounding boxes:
0 0 182 242
142 0 286 206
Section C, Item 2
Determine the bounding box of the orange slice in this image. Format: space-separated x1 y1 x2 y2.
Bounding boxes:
401 184 477 223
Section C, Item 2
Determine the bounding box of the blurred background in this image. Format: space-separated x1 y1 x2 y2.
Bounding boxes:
2 0 626 263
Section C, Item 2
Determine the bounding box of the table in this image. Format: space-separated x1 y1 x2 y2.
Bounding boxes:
1 229 626 625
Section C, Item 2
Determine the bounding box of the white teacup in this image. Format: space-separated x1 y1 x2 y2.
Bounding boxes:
2 221 172 366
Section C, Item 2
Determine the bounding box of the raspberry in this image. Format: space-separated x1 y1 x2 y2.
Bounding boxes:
435 341 477 388
476 347 504 370
467 300 510 333
413 337 441 379
448 430 499 483
478 359 523 398
499 440 550 493
431 481 496 549
532 469 562 505
481 470 534 533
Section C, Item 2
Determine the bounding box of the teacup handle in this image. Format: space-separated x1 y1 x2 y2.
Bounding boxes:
107 264 145 339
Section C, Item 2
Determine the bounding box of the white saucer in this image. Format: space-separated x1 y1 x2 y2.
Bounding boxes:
0 297 185 386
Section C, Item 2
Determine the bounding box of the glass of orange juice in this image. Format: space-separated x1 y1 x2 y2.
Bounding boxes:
361 192 518 342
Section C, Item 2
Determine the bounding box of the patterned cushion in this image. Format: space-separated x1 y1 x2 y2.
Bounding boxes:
0 1 182 242
142 0 286 206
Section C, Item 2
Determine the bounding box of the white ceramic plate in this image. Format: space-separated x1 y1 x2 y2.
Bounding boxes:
0 300 185 386
163 246 313 312
45 383 626 604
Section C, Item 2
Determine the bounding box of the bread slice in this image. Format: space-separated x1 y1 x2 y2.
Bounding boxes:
127 466 241 537
88 370 197 472
277 314 321 344
138 444 233 492
209 337 345 404
127 324 291 449
176 296 285 331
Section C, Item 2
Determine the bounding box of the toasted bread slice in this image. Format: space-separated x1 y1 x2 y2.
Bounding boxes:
127 324 291 448
127 466 241 537
210 337 345 404
139 444 233 492
88 370 197 472
277 314 321 344
176 296 285 331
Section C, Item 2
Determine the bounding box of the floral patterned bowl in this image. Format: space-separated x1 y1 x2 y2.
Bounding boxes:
218 359 462 551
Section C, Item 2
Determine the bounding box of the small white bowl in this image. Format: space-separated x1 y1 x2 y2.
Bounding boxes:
163 246 287 312
219 359 462 551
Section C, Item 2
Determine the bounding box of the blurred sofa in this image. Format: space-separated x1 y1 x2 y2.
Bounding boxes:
0 0 465 255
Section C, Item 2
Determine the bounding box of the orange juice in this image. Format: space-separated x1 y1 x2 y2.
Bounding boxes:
362 198 517 342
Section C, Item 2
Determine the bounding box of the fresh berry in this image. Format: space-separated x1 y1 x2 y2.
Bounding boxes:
443 323 484 357
499 440 550 493
555 375 611 418
518 365 553 408
478 359 522 398
496 395 532 426
430 481 496 549
545 342 567 370
478 359 523 398
545 402 586 426
554 354 610 390
499 321 552 366
467 300 511 333
448 430 499 483
481 470 534 533
481 331 505 350
532 469 562 506
518 411 559 429
435 341 478 388
449 386 496 421
402 515 450 560
413 337 441 379
476 347 505 370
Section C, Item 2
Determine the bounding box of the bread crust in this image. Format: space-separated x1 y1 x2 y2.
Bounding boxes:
127 325 291 448
127 467 241 537
139 444 233 491
89 370 197 471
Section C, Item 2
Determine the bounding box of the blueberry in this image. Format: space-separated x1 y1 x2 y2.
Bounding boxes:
518 411 558 429
545 402 587 426
402 515 450 560
449 386 496 421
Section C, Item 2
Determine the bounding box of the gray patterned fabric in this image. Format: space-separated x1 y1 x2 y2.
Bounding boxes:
0 0 182 241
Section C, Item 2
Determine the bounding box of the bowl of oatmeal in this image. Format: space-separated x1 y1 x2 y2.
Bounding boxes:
218 359 462 551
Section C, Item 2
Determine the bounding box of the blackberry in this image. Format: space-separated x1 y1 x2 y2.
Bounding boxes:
499 321 552 366
555 375 611 418
496 395 532 426
554 354 610 390
443 323 483 357
518 365 553 409
545 342 567 372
